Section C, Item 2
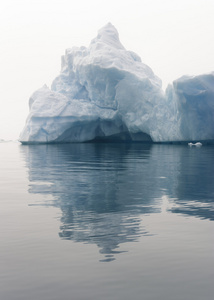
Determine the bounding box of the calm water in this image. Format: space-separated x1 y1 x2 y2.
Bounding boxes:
0 142 214 300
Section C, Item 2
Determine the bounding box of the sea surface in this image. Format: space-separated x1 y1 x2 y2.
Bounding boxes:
0 141 214 300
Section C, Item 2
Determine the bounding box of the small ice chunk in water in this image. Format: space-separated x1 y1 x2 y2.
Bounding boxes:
188 142 202 147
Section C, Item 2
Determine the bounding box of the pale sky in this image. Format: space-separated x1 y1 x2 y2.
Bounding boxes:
1 0 214 140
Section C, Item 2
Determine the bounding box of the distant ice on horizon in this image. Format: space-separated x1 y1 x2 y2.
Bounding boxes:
19 23 214 144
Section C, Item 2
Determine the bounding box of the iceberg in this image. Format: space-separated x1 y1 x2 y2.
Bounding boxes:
19 23 214 144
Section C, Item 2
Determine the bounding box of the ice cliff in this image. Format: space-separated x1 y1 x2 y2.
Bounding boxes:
19 23 214 144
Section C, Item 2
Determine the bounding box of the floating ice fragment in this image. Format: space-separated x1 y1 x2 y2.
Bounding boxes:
188 142 202 147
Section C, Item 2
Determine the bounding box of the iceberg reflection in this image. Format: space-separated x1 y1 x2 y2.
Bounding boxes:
21 143 214 261
172 146 214 220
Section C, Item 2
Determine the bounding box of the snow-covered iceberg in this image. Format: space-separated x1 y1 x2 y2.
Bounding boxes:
19 23 214 144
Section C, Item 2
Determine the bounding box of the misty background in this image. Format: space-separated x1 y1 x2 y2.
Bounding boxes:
1 0 214 140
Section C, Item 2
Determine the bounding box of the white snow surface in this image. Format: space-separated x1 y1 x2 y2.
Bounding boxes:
20 23 214 143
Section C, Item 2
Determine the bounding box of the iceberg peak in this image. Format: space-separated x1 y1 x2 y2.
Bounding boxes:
90 22 125 50
20 24 214 144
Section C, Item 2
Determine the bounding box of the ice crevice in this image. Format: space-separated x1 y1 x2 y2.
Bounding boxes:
20 23 214 144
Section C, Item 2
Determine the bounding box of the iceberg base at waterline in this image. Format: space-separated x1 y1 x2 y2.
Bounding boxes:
19 23 214 144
